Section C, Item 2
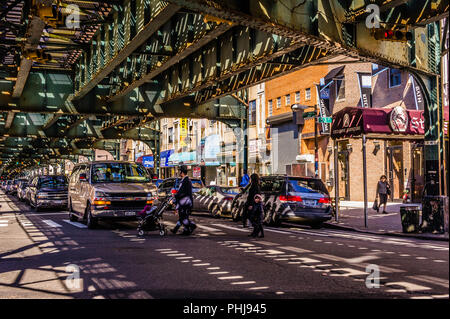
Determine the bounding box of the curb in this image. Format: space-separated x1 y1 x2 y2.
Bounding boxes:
324 222 449 242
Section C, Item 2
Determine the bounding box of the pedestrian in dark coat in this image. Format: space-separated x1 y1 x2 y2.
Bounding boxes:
376 175 391 214
243 173 261 228
171 165 197 235
249 194 264 238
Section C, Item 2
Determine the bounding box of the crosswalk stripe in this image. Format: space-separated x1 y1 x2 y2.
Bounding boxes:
211 223 248 232
62 220 88 229
43 220 63 228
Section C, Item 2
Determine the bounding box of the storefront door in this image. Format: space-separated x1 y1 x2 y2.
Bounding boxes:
338 148 350 201
387 143 404 201
411 143 424 202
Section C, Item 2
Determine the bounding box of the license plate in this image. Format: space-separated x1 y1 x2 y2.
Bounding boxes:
303 200 317 207
125 212 135 216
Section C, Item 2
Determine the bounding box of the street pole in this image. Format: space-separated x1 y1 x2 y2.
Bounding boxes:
314 102 319 178
362 134 368 228
334 140 339 222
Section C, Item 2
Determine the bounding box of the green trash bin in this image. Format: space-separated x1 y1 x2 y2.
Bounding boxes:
400 205 420 233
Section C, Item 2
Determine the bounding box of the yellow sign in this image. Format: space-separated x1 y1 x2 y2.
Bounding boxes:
179 118 188 147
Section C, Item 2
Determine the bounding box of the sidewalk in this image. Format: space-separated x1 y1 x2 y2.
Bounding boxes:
325 201 449 241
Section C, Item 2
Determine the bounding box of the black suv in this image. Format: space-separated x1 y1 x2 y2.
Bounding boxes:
231 175 332 228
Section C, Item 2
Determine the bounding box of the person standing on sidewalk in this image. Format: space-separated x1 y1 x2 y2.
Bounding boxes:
376 175 391 214
243 173 261 228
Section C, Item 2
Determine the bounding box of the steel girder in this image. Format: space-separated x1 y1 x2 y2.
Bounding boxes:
165 0 448 76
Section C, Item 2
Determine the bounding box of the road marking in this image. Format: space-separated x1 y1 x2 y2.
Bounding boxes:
176 257 193 260
218 276 243 280
329 268 369 277
281 246 312 254
196 225 222 232
433 260 446 263
207 267 220 270
155 248 173 251
209 271 229 275
248 287 269 290
25 212 67 217
231 281 256 285
193 263 211 266
290 257 320 264
62 220 88 228
211 223 248 232
43 220 63 228
0 220 8 227
256 241 279 246
345 255 380 264
167 253 186 257
407 275 449 288
385 282 431 292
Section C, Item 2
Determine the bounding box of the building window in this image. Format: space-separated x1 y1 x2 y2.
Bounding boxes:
336 76 345 101
168 127 173 144
389 68 402 87
305 88 311 101
249 100 257 125
268 100 273 116
285 94 290 106
295 91 300 103
276 97 281 108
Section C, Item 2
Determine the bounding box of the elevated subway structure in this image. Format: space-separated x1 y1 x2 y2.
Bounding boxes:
0 0 447 195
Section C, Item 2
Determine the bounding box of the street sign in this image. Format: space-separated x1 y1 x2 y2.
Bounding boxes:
317 117 332 123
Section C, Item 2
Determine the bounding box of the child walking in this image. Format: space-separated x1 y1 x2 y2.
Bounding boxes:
249 194 264 238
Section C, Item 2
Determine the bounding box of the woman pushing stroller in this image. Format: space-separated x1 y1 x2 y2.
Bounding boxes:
170 165 197 235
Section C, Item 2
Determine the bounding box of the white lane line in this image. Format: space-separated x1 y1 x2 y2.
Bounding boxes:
43 220 63 228
385 282 432 292
24 212 67 217
407 275 449 288
155 248 173 251
62 220 88 229
329 268 369 277
290 257 321 264
254 241 279 246
167 253 186 257
248 287 269 290
209 272 229 275
211 223 248 232
193 263 211 266
218 276 243 280
281 246 312 254
231 281 256 285
176 257 193 260
207 267 221 270
345 255 380 264
433 260 446 263
196 225 222 232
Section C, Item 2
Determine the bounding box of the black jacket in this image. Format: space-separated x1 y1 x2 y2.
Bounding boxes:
245 183 261 209
175 176 193 204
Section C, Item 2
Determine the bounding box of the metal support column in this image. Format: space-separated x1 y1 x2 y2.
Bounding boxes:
334 140 339 222
362 135 368 228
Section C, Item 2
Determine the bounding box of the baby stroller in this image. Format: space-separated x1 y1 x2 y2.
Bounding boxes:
137 197 171 236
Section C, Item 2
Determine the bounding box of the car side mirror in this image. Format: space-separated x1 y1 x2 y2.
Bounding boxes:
79 173 87 182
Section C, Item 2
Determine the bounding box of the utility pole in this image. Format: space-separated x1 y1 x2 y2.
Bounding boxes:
314 102 319 178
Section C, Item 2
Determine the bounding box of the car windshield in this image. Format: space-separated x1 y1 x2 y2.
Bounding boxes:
221 187 241 195
260 178 285 193
288 179 329 195
38 176 67 188
91 163 150 183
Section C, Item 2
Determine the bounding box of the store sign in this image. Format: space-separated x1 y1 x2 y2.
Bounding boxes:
357 72 372 108
389 106 409 133
142 156 154 168
179 118 188 147
193 166 201 178
315 85 331 135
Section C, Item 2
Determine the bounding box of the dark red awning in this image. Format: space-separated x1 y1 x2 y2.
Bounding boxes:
331 107 425 139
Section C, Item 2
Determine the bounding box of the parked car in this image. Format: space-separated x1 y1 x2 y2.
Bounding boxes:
156 177 204 202
68 161 157 229
193 186 241 217
27 175 68 211
231 175 332 228
4 180 14 194
17 180 29 201
11 179 27 196
153 179 163 188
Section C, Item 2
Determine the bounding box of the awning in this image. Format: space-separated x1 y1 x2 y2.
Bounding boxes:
266 112 294 125
323 65 345 83
331 106 425 139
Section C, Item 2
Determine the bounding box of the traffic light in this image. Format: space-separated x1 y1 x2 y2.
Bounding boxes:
372 28 413 42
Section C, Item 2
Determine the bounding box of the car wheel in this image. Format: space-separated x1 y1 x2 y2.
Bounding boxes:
310 222 323 229
85 203 98 229
212 205 221 218
231 206 240 222
33 197 40 212
69 200 78 222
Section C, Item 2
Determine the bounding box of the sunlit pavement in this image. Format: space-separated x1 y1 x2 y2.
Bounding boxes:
0 191 448 299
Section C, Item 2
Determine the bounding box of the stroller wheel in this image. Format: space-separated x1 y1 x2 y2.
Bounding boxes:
138 229 145 236
159 229 166 236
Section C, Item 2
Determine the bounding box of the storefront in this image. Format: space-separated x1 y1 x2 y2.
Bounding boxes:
331 106 425 206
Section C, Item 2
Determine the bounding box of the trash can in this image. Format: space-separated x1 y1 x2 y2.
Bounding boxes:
421 196 447 234
400 205 421 233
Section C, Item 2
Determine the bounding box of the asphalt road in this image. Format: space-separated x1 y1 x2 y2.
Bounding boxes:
0 191 448 299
